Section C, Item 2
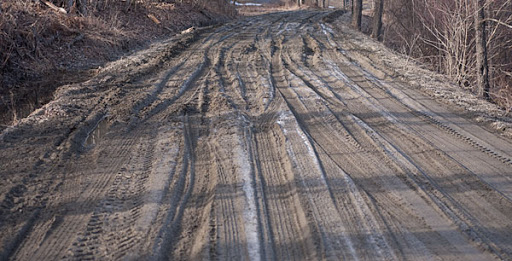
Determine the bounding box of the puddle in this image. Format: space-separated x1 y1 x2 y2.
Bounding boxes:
85 118 109 146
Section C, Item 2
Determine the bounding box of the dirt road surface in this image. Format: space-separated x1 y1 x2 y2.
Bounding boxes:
1 10 512 260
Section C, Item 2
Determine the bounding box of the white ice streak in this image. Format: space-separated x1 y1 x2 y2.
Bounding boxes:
320 23 337 47
264 74 275 107
236 122 261 261
283 72 396 259
325 58 401 125
276 110 359 260
279 112 325 184
360 68 438 119
231 1 262 6
320 23 334 34
275 22 285 36
277 23 300 36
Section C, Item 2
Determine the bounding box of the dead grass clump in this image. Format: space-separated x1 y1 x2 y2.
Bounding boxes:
0 0 235 127
0 1 133 126
380 0 512 113
492 80 512 116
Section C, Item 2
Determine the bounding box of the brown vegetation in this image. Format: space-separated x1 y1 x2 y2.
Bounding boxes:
0 0 235 126
380 0 512 112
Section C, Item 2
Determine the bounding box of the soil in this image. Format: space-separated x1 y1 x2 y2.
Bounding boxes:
1 9 512 260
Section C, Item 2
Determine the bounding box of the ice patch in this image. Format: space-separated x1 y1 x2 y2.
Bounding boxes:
277 22 300 35
236 134 260 261
231 1 263 6
320 24 337 47
324 58 400 125
320 23 335 34
276 111 326 185
276 111 358 259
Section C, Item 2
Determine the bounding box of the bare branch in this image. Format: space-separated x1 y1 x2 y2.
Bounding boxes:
484 18 512 29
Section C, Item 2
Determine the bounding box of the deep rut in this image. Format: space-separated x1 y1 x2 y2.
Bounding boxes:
1 10 512 261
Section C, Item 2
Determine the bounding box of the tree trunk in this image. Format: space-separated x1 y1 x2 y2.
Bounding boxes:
78 0 87 16
126 0 136 11
67 0 74 12
352 0 362 30
371 0 384 40
474 0 490 99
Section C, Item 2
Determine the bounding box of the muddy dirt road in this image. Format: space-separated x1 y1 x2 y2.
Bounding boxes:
1 10 512 260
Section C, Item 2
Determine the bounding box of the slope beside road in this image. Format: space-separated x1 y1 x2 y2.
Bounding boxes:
1 10 512 260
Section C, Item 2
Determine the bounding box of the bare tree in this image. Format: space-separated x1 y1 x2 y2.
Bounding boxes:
65 0 87 15
126 0 137 10
372 0 384 40
315 0 326 8
371 0 511 107
352 0 362 30
79 0 87 15
474 0 491 99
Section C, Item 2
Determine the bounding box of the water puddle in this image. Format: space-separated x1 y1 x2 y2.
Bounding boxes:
85 118 109 146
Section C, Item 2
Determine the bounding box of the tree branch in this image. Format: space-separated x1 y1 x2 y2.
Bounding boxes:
484 18 512 29
40 0 68 14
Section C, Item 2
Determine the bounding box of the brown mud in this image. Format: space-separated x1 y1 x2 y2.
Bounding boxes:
1 10 512 260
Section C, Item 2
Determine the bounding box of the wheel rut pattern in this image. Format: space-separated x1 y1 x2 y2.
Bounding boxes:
1 10 512 261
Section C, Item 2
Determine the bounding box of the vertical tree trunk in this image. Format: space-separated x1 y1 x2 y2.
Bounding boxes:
371 0 384 40
474 0 490 99
67 0 74 12
352 0 362 30
126 0 137 11
78 0 87 16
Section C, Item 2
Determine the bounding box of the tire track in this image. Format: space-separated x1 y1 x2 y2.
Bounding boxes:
278 24 509 259
307 38 512 258
17 120 151 260
151 114 196 260
3 10 512 261
272 37 360 259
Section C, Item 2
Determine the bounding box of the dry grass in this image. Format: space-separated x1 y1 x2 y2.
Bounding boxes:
0 0 235 127
378 0 512 112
